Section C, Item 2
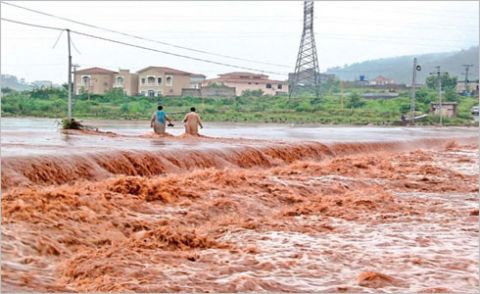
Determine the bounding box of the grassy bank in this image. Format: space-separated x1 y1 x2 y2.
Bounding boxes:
1 86 478 126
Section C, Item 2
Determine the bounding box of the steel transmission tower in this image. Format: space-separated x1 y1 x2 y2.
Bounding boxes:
289 0 320 99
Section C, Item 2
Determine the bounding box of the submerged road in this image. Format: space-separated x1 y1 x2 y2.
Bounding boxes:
1 118 477 156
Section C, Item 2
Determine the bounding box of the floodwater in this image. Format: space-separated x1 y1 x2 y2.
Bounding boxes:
1 117 477 156
1 118 479 292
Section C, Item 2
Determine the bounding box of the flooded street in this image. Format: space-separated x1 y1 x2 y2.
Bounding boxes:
1 118 477 156
1 118 478 292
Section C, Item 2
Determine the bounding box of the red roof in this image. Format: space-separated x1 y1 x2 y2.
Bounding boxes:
75 67 117 74
136 66 192 75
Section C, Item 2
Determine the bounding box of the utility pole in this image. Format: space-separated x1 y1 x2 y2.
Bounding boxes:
434 66 443 126
462 64 474 94
67 29 72 121
340 80 344 111
429 66 444 126
72 64 80 98
409 57 421 125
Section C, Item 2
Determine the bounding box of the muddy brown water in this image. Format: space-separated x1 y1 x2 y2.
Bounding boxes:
1 118 479 292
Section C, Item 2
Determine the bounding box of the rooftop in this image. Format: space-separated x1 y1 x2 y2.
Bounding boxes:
75 67 117 74
137 66 193 75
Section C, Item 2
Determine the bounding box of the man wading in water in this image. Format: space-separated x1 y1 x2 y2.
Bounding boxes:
183 107 203 136
150 105 173 135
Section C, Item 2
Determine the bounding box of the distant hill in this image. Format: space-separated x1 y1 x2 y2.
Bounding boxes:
326 46 479 84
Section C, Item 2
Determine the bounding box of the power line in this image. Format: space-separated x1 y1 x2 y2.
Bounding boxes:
51 30 64 49
1 17 289 76
1 17 64 31
69 30 288 75
2 1 291 68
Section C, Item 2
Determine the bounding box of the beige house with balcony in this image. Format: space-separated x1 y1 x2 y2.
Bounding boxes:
74 67 138 95
74 67 116 95
137 66 193 97
113 69 138 96
202 72 289 96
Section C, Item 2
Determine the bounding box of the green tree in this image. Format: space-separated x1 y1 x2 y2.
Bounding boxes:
1 87 14 94
426 72 457 90
104 88 126 100
399 103 411 114
445 88 458 102
120 103 129 113
347 92 365 108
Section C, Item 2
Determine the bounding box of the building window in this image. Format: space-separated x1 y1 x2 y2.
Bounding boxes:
103 82 108 87
157 90 163 96
148 90 155 97
266 83 272 89
248 82 252 85
277 84 282 89
116 76 124 86
147 76 155 84
255 82 259 85
141 91 146 96
166 75 173 86
141 78 145 84
158 77 162 84
81 75 91 87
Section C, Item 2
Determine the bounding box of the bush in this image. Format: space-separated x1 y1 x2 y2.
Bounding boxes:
347 92 365 108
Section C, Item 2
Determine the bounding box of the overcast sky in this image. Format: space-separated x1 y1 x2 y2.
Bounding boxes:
1 1 478 84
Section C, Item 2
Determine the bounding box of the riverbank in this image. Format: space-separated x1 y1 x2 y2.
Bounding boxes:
2 88 478 126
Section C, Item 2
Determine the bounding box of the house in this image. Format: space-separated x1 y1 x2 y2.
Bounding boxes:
203 72 289 96
137 66 193 97
430 102 458 117
74 67 117 95
456 80 479 96
370 75 395 86
113 69 138 96
190 73 206 89
74 67 138 95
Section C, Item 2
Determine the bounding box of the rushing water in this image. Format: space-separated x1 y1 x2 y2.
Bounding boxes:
1 117 477 156
1 118 478 292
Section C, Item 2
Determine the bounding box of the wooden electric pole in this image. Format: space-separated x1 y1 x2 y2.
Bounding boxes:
410 57 418 125
72 64 80 95
67 29 72 121
435 66 443 127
